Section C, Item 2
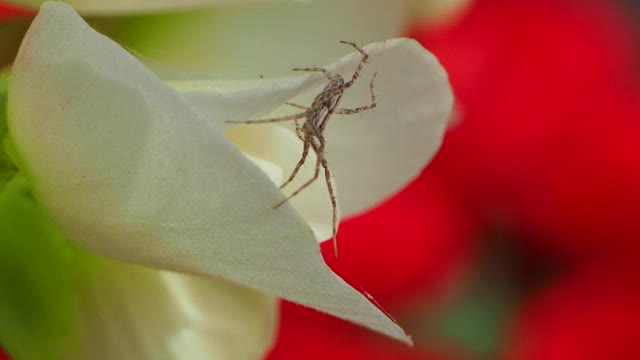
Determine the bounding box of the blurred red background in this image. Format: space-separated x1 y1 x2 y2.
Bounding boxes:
271 0 639 359
0 3 30 20
0 0 638 359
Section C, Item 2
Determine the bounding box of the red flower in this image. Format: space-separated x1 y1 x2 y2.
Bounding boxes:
409 0 639 257
514 91 640 257
0 2 33 20
504 264 640 360
267 301 457 360
321 169 476 308
269 168 476 358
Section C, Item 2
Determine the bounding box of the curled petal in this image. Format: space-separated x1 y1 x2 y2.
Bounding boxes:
320 39 453 217
184 39 454 218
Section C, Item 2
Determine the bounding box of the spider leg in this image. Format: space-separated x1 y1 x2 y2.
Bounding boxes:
293 119 304 140
335 106 374 115
292 67 335 82
285 102 310 111
340 41 369 88
273 148 321 209
279 140 310 190
225 111 308 124
335 72 378 115
318 150 339 258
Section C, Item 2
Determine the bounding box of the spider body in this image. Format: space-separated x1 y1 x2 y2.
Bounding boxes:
309 75 345 131
226 41 377 257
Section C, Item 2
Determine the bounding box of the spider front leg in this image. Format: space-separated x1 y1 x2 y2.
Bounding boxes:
225 111 309 124
336 72 378 115
285 102 310 111
340 40 369 88
292 67 335 82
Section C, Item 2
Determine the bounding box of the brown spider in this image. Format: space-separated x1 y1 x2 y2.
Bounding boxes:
226 41 378 258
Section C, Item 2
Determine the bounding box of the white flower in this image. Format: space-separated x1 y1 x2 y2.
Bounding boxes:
7 0 471 78
6 0 415 79
6 1 452 357
4 0 283 14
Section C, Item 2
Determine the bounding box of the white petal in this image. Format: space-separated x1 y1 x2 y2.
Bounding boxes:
8 2 409 342
8 0 283 15
182 39 454 218
78 262 277 360
171 78 308 133
322 40 453 217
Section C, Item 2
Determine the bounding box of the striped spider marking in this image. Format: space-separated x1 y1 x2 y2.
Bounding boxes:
226 41 378 258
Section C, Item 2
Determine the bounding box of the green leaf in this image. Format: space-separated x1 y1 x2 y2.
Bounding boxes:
0 174 90 359
0 70 17 191
437 296 510 355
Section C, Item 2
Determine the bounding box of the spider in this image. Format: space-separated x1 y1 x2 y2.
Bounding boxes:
226 41 378 258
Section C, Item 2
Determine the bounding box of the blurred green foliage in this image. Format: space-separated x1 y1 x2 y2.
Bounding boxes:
0 71 16 188
438 296 510 356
